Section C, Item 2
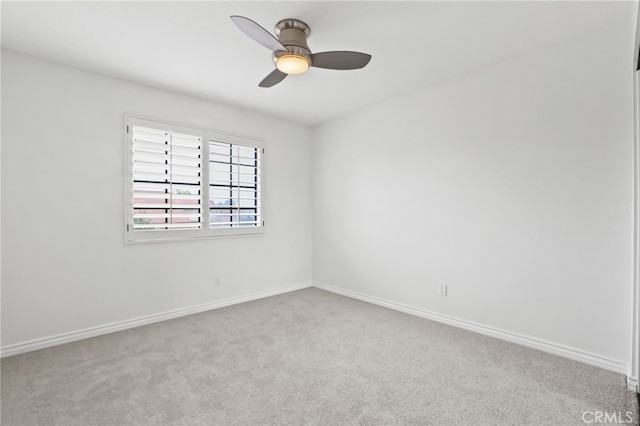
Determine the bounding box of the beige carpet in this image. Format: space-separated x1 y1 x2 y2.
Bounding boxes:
1 287 638 425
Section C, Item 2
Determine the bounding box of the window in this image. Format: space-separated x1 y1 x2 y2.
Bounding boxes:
126 116 263 242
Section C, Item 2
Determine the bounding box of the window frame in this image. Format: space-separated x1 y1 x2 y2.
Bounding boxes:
124 115 264 243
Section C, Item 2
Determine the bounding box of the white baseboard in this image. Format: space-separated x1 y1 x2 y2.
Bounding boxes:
628 377 638 392
1 282 312 358
313 281 629 376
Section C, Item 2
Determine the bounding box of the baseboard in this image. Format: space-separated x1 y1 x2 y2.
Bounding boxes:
313 281 629 376
628 377 639 392
1 282 312 358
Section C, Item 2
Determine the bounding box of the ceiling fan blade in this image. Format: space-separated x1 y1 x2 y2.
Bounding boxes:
311 51 372 70
230 15 286 52
259 69 288 88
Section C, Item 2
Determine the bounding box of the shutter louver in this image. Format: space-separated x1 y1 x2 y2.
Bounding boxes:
132 125 203 231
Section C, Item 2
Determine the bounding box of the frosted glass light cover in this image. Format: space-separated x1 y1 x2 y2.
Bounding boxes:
276 55 310 74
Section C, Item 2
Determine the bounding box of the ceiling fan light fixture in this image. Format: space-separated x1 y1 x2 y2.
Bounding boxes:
276 54 310 74
230 15 372 87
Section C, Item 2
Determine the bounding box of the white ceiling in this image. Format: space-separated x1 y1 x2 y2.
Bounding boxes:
1 1 633 126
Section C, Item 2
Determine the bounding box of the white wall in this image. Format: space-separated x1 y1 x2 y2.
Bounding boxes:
312 24 635 367
1 50 312 348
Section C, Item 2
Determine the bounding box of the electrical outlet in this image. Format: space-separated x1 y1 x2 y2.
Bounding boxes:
439 284 447 297
215 276 221 285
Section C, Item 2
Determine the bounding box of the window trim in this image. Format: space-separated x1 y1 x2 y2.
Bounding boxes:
124 115 264 243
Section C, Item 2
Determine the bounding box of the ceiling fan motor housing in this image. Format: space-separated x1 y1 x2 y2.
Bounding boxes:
272 19 312 65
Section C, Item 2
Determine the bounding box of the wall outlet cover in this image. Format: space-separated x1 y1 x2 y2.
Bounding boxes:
439 284 447 297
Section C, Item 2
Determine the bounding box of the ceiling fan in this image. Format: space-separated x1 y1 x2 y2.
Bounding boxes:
230 15 372 88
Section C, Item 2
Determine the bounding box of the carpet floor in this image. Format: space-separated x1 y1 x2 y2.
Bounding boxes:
1 287 638 425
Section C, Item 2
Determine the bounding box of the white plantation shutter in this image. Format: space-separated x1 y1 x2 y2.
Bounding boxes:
126 116 263 242
209 140 261 228
131 125 203 231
